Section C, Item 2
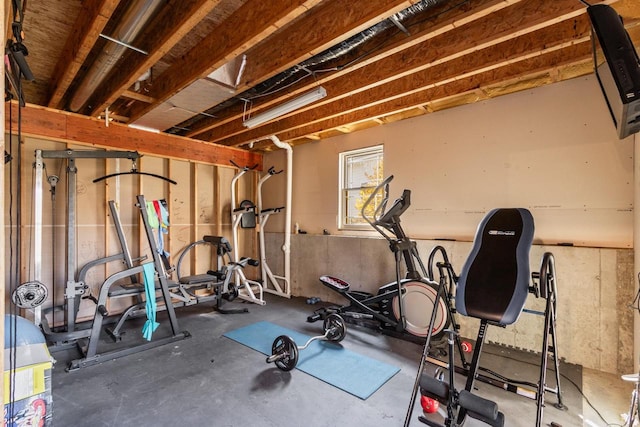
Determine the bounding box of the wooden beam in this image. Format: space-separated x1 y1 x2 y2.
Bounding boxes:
84 0 224 117
185 0 517 138
237 0 418 88
5 102 262 169
272 43 594 142
227 16 593 144
47 0 121 109
121 90 156 104
198 1 599 145
126 0 323 123
129 0 422 127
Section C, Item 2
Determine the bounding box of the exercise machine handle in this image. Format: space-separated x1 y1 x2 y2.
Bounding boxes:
361 174 394 227
230 160 258 171
261 206 285 214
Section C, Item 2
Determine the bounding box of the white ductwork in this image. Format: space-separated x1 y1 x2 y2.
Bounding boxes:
69 0 166 112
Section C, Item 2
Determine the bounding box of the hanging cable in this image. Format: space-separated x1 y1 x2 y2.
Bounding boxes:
8 88 16 424
47 165 58 327
6 0 35 420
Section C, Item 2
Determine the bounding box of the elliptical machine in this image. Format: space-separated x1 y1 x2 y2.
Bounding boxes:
308 175 451 342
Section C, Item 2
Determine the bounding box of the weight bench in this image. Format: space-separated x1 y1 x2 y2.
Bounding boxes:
105 235 258 340
68 197 261 370
68 195 190 371
416 208 563 426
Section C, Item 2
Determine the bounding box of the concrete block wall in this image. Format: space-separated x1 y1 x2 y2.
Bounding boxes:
265 232 634 374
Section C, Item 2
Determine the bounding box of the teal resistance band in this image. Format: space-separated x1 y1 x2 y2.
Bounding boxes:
141 262 159 341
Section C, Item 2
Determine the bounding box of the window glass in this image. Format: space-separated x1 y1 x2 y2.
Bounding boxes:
339 145 383 229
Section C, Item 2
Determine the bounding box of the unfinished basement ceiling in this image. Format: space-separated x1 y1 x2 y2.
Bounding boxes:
10 0 640 152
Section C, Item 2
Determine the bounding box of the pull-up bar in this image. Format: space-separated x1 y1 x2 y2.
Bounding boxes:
93 159 177 185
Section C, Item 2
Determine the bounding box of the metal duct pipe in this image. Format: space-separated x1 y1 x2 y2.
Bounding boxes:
69 0 165 112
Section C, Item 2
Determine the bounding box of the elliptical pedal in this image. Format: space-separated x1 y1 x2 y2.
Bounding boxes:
319 275 350 293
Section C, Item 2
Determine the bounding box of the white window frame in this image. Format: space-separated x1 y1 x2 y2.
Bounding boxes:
338 145 384 230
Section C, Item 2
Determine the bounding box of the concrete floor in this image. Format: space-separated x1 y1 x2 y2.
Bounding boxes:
582 368 632 426
50 294 631 427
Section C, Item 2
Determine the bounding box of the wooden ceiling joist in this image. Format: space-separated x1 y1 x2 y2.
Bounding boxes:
47 0 121 109
12 0 640 153
184 0 518 138
197 0 598 145
129 0 428 130
274 43 593 143
84 0 225 117
126 0 322 123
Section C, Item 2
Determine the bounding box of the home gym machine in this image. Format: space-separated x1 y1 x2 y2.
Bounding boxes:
101 233 258 343
308 175 453 343
67 195 191 371
257 165 290 298
29 149 145 344
230 161 265 306
266 313 347 371
405 208 564 427
174 235 260 314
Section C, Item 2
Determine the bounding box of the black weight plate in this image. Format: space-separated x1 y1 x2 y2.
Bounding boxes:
271 335 298 371
323 313 346 342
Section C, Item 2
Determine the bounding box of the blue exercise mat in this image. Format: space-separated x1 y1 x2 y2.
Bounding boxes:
224 321 400 400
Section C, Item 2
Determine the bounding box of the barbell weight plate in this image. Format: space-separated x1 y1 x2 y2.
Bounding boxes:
223 286 239 301
12 281 48 309
271 335 298 371
323 313 346 342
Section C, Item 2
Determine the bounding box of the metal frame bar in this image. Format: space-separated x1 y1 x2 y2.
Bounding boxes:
230 166 265 306
257 167 290 298
136 194 182 335
33 149 140 339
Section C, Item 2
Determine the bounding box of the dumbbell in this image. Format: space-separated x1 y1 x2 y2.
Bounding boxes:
266 313 346 371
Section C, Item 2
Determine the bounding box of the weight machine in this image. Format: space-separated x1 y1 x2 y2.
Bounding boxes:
25 149 263 368
257 166 290 297
30 149 142 344
230 161 265 306
57 197 256 369
67 195 190 371
99 226 257 342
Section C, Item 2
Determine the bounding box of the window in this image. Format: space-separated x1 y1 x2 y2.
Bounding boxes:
339 145 384 229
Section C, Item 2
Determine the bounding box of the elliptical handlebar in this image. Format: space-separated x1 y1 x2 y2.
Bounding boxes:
361 175 412 241
361 175 394 229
